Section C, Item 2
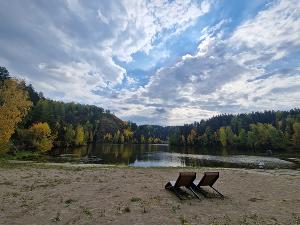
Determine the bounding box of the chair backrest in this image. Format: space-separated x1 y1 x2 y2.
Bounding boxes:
174 172 196 188
198 172 219 187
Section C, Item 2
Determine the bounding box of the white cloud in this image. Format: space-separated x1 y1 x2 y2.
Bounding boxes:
122 0 300 124
0 0 210 115
97 10 109 24
1 0 300 125
126 76 137 85
229 0 300 65
109 0 211 62
167 107 218 125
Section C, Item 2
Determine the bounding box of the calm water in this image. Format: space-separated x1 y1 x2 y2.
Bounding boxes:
52 144 300 169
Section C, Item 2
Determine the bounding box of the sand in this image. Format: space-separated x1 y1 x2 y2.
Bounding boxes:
0 162 300 225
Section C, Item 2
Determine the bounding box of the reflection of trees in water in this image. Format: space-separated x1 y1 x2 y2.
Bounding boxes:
82 144 136 164
221 147 229 156
83 144 225 165
169 145 212 155
56 144 297 168
72 146 87 157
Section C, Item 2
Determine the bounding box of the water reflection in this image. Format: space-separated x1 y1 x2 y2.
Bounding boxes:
54 144 298 169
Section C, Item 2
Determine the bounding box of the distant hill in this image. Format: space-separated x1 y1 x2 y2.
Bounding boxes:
94 113 125 141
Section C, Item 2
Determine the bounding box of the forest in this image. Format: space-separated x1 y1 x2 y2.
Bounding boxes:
168 110 300 150
0 66 300 155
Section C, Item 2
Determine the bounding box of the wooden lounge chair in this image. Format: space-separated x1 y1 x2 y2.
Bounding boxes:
192 172 224 198
165 172 201 200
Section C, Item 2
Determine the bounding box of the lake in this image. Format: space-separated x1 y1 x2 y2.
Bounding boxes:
51 144 300 169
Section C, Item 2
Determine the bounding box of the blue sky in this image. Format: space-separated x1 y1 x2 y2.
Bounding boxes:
0 0 300 125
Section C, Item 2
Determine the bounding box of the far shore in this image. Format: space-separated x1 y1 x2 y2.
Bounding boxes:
0 161 299 225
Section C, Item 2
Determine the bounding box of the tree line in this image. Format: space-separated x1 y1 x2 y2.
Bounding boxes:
1 65 299 155
0 66 163 154
168 110 300 150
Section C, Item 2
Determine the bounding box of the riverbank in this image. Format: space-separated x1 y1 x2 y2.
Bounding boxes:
0 161 299 225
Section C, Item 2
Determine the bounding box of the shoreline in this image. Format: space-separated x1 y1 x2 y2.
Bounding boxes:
3 159 300 171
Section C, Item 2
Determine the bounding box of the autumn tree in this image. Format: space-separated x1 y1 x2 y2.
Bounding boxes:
219 126 235 147
225 127 235 145
74 125 85 146
153 138 160 144
0 79 32 153
268 124 285 149
247 131 256 149
103 133 113 142
64 125 75 146
28 122 53 152
123 127 133 142
292 122 300 148
219 127 227 147
187 129 197 145
148 137 153 143
113 130 121 143
140 135 145 143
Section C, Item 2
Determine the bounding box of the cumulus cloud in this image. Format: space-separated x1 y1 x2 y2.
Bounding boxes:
120 0 300 124
0 0 300 125
230 0 300 63
0 0 209 105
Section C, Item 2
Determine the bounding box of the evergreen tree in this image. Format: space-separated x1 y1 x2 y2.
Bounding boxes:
0 66 10 82
238 129 247 147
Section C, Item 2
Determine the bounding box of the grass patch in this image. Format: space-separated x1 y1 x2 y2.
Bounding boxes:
65 198 76 205
0 151 45 161
83 208 92 216
130 197 142 202
171 205 180 214
8 192 20 197
291 216 300 225
180 216 191 225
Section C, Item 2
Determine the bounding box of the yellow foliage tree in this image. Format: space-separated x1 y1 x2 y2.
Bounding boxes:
123 127 133 142
103 133 113 142
140 135 145 143
219 127 227 147
28 122 53 152
187 128 197 145
74 125 85 146
148 137 153 143
293 122 300 148
0 79 32 153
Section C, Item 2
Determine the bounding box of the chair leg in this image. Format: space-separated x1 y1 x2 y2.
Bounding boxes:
210 186 224 198
167 187 184 200
189 187 201 200
195 186 208 197
174 188 184 200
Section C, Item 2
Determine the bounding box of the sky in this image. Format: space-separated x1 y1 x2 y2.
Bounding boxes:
0 0 300 125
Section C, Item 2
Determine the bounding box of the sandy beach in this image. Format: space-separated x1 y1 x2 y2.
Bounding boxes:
0 162 300 225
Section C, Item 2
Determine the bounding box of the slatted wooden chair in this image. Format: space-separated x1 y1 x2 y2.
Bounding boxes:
165 172 201 200
192 172 224 198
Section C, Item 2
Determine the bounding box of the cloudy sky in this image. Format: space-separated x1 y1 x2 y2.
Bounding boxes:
1 0 300 125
